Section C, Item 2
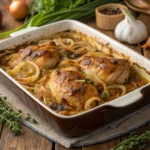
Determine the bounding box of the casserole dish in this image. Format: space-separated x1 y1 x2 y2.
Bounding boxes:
0 20 150 137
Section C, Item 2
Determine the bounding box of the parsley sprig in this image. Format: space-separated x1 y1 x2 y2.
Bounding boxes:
111 130 150 150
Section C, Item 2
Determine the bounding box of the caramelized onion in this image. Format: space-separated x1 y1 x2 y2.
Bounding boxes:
84 97 102 110
107 84 126 96
8 61 40 84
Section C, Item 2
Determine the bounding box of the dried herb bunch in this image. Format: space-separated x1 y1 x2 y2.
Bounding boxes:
0 96 22 135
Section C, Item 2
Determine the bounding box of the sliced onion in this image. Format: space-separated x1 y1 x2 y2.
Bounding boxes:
9 61 40 84
23 85 35 91
58 60 75 67
38 39 53 46
84 97 102 110
86 51 111 57
90 73 107 94
53 38 74 50
107 84 126 96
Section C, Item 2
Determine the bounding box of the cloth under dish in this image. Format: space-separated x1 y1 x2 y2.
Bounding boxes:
0 74 150 148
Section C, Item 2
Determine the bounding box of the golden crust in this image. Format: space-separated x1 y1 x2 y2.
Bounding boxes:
80 56 130 85
9 44 59 69
49 68 99 110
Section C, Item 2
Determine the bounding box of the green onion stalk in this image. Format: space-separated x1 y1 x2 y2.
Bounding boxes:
0 0 123 39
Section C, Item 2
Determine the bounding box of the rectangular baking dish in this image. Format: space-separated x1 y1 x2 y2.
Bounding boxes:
0 20 150 137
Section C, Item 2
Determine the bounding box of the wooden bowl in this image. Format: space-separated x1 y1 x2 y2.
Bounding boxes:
95 3 128 30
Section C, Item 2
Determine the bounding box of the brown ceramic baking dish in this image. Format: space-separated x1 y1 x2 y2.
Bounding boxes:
0 20 150 137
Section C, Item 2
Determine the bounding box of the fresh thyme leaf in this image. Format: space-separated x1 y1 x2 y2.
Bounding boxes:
32 119 38 124
70 53 79 59
75 78 93 84
66 51 79 59
25 113 38 124
84 78 93 84
100 91 110 99
25 113 32 121
18 110 22 113
111 130 150 150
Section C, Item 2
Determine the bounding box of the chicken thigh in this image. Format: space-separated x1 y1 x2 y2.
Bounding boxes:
9 44 59 69
48 67 99 110
79 56 130 85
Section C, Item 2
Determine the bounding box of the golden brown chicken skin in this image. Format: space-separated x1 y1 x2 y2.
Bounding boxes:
48 67 99 110
79 56 130 85
9 44 59 69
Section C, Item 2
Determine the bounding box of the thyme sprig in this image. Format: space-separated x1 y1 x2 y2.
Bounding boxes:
0 96 22 135
111 130 150 150
0 96 38 135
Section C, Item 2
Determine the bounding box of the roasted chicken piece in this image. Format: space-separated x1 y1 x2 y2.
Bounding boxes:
48 67 99 110
9 44 59 69
79 56 130 85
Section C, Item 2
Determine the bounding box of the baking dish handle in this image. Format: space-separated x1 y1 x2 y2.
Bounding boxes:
107 84 150 108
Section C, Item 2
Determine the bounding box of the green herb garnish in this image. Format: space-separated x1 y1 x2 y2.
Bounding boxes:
0 96 22 135
100 91 110 99
111 130 150 150
75 78 93 84
67 52 79 59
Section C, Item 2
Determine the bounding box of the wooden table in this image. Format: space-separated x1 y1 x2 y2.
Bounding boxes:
0 0 150 150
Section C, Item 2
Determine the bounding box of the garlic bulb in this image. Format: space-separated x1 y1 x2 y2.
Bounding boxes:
115 9 148 44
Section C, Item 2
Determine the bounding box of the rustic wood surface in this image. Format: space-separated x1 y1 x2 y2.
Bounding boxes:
0 0 150 150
